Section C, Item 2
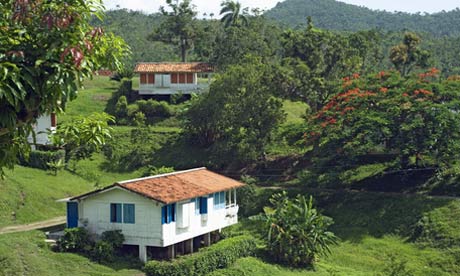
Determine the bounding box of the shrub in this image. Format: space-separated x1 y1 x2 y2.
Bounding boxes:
144 235 257 276
101 230 125 249
137 99 174 119
91 240 114 263
262 192 338 267
56 228 92 253
22 150 65 170
237 176 258 217
115 96 128 119
142 166 175 177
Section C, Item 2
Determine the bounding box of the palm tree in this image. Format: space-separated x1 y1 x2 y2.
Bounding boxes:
219 1 249 28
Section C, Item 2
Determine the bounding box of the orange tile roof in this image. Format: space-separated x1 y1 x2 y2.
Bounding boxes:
134 62 215 73
72 168 245 204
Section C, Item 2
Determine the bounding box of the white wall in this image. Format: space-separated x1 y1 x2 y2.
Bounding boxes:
162 191 239 247
78 188 163 247
28 115 54 145
77 188 239 248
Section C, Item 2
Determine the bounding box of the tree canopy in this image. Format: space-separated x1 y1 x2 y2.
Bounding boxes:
306 69 460 169
149 0 198 62
0 0 129 175
184 56 285 164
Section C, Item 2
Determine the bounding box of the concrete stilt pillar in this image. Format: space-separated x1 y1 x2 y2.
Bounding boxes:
139 245 147 263
184 238 194 254
167 244 175 259
203 232 211 247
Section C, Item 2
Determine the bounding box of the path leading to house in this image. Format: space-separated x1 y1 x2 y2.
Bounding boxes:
0 216 66 235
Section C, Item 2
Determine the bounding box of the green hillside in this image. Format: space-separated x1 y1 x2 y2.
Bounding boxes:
265 0 460 36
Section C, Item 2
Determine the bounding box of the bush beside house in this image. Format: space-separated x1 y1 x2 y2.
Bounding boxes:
144 235 257 276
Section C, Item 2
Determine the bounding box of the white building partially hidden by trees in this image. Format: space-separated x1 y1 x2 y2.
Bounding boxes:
134 62 214 95
27 113 57 148
65 168 244 262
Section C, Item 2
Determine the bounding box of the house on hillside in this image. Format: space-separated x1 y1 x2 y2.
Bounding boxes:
134 62 214 95
28 113 57 148
65 168 244 262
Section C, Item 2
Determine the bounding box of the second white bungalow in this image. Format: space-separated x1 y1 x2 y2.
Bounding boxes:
134 62 214 95
66 168 245 262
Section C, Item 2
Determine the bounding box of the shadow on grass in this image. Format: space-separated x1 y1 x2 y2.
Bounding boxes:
309 189 452 243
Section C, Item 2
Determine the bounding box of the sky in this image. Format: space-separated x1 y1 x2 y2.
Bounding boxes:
103 0 460 16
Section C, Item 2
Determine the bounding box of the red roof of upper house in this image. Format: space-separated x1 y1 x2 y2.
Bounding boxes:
134 62 215 73
71 168 244 205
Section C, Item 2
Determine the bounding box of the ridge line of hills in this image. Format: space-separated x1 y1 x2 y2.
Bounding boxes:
264 0 460 37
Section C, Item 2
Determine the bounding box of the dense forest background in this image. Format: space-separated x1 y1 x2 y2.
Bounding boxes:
265 0 460 36
93 0 460 76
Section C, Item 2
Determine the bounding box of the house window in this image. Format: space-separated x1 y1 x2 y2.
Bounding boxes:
213 192 226 210
179 73 186 84
111 203 135 224
123 204 135 224
110 203 122 223
171 73 178 84
186 73 194 84
193 198 200 215
161 203 176 225
148 74 155 84
199 197 208 214
140 73 147 84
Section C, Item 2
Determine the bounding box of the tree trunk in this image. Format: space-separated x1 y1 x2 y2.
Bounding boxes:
180 39 187 62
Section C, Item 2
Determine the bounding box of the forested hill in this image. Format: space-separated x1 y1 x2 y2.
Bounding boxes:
265 0 460 37
92 9 177 63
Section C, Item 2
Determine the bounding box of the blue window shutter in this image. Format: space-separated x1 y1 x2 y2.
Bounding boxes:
166 205 171 223
161 206 167 224
171 203 176 222
116 204 122 223
123 204 135 224
110 203 122 223
200 197 208 214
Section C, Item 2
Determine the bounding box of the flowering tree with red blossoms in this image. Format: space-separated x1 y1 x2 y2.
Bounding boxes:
0 0 129 174
306 68 460 169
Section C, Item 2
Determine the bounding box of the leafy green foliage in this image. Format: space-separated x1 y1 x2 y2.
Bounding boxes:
0 0 129 175
184 57 285 163
101 230 125 250
219 1 249 28
262 192 338 267
390 32 430 76
275 18 380 112
51 112 115 164
144 235 257 276
20 150 65 171
211 19 280 70
56 228 92 253
306 69 460 170
266 0 460 37
91 240 115 263
149 0 198 62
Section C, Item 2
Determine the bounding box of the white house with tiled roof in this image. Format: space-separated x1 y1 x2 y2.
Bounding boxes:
134 62 214 95
66 168 244 262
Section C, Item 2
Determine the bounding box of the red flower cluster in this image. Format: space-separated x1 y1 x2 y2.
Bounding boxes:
419 68 440 79
379 87 388 93
377 71 386 78
414 89 433 96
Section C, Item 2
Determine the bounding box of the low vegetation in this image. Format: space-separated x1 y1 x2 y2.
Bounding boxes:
144 235 257 276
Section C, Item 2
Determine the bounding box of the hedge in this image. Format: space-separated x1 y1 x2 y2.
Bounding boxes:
21 150 65 170
144 235 257 276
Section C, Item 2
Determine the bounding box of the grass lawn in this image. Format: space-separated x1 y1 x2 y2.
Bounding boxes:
0 157 142 228
0 231 142 276
59 75 119 122
282 100 308 125
212 235 458 276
